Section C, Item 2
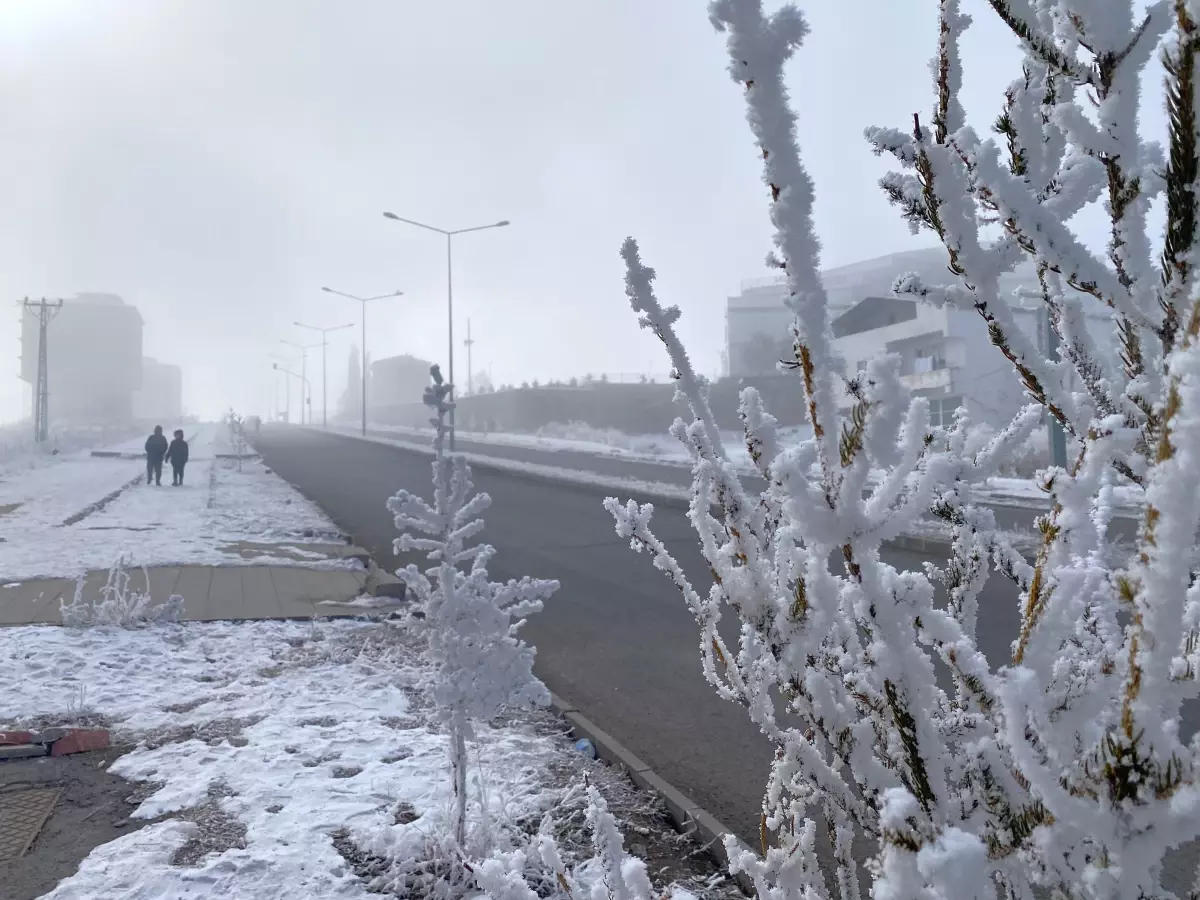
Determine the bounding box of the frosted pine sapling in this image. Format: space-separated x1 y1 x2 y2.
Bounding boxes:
388 364 558 852
607 0 1200 898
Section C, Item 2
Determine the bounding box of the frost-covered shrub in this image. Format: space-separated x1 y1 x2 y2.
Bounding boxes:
471 786 697 900
226 409 248 468
61 556 185 628
605 1 1200 898
388 364 559 851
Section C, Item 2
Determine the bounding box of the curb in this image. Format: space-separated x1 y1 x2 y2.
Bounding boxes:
59 473 146 527
548 692 755 896
331 430 981 558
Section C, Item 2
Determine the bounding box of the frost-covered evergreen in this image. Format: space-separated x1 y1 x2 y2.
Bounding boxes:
388 364 558 851
607 1 1200 898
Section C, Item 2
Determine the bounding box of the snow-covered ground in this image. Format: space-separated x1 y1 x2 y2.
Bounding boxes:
0 422 147 478
2 620 728 900
0 423 346 581
354 420 1143 513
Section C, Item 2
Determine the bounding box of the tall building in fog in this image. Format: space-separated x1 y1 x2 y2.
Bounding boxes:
369 354 433 415
133 357 184 423
20 293 143 425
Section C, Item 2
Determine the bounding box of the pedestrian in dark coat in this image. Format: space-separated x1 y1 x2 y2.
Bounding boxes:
165 430 189 486
145 425 168 486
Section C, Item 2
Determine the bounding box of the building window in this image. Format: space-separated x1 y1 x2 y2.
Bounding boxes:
928 395 963 428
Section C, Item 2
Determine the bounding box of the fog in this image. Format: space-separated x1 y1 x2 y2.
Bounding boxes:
0 0 1156 422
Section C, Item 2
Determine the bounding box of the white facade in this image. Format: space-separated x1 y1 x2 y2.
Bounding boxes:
724 246 1118 429
832 293 1117 429
725 247 984 378
725 280 795 377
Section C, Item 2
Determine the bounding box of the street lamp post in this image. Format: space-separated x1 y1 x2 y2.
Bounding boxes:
280 340 320 425
294 321 354 429
463 318 475 397
268 353 296 422
381 211 509 451
272 362 312 424
321 287 404 437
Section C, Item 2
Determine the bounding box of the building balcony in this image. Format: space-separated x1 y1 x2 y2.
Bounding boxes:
900 367 954 391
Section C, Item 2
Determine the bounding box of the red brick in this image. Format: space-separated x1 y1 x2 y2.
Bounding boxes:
49 728 111 757
0 730 36 746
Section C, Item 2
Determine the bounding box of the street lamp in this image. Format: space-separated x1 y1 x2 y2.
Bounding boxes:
321 286 404 437
280 339 320 425
294 321 353 429
271 362 311 424
381 211 510 451
268 353 297 422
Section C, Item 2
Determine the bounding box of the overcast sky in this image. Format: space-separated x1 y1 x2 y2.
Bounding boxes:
0 0 1164 421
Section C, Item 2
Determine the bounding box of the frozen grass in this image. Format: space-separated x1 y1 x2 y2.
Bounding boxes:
1 620 736 900
59 556 185 628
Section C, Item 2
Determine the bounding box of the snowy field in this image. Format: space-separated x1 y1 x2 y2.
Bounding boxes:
2 620 727 899
0 423 345 581
348 421 1142 515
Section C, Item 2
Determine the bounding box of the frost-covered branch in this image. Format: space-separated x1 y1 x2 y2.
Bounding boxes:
605 0 1200 897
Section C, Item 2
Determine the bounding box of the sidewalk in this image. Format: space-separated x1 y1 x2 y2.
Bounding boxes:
1 425 355 582
0 421 406 625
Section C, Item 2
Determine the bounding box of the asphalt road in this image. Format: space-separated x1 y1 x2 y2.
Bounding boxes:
254 426 1033 844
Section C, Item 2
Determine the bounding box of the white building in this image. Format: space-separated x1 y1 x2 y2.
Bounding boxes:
830 273 1117 429
725 248 968 377
725 278 797 377
725 246 1118 429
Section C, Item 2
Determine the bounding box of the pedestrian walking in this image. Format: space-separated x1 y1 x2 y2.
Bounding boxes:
165 429 189 486
144 425 168 486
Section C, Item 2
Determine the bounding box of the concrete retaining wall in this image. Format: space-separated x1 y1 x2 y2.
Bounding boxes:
369 375 813 435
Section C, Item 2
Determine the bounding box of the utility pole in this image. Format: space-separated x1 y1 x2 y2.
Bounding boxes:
23 297 63 442
1045 306 1068 468
464 318 475 396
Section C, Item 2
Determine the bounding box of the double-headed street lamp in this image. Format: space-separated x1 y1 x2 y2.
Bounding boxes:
280 340 320 425
271 362 311 424
320 286 404 436
294 320 353 429
381 211 510 451
268 352 299 422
